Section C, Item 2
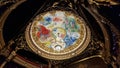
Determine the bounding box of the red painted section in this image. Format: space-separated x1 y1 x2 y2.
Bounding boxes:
37 25 50 37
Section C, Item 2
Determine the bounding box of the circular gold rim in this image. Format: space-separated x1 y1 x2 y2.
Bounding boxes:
25 10 91 60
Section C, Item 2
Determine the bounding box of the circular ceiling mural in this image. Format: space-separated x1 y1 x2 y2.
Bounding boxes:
25 10 91 60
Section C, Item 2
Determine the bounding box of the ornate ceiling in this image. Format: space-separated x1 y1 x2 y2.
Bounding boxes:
0 0 120 68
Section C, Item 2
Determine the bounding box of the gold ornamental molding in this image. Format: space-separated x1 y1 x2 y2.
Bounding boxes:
25 10 91 60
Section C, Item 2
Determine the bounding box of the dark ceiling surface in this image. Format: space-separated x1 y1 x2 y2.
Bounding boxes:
99 5 120 29
1 0 46 42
